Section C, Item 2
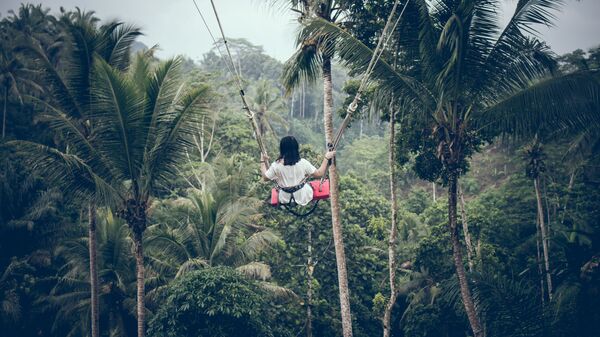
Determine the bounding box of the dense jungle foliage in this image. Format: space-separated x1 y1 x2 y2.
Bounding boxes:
0 2 599 337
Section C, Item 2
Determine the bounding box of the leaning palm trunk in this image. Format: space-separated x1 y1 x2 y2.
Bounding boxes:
534 177 552 299
543 181 552 250
458 182 474 272
88 203 99 337
322 56 353 337
449 174 483 337
536 216 546 306
383 108 398 337
561 168 577 226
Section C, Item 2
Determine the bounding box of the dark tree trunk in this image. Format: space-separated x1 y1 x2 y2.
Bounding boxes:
534 177 552 299
449 174 483 337
543 179 552 250
536 216 546 306
133 230 145 337
458 182 474 271
301 82 306 119
322 56 353 337
383 108 398 337
2 86 7 139
88 203 99 337
306 224 314 337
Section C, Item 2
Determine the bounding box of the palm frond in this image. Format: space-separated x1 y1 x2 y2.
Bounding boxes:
258 281 298 300
61 17 97 111
299 17 436 113
474 0 562 98
144 82 211 193
441 272 544 337
236 230 281 263
5 140 121 205
27 95 118 181
175 258 209 279
510 0 563 35
480 70 600 137
281 42 322 94
235 262 272 281
15 35 82 118
92 57 145 183
99 21 142 71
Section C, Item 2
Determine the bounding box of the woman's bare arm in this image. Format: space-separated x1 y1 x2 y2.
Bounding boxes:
260 153 271 181
311 151 336 178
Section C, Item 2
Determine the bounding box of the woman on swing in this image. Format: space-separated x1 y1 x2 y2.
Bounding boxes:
260 136 336 206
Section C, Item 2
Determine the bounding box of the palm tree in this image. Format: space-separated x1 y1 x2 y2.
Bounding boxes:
279 2 354 335
145 187 281 285
524 139 552 300
0 19 44 140
145 156 289 295
45 209 137 337
383 103 399 337
294 1 600 335
249 79 288 140
458 180 475 271
12 55 211 337
0 257 34 326
442 272 545 337
17 11 141 337
7 4 58 46
0 45 32 139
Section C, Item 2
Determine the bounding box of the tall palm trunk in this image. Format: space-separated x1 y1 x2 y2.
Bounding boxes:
543 180 552 250
448 174 483 337
561 168 577 227
534 177 552 299
88 203 99 337
322 56 353 337
301 82 306 119
536 216 546 306
133 231 145 337
383 111 398 337
2 86 7 139
306 223 314 337
290 91 295 119
458 182 474 272
432 182 436 202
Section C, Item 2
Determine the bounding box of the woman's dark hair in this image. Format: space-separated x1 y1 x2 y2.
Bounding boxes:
278 136 301 166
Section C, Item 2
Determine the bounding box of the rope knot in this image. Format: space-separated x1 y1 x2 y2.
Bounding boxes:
348 101 359 113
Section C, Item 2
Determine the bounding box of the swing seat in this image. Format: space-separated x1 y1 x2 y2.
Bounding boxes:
270 179 330 206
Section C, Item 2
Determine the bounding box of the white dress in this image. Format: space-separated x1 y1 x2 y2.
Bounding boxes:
265 158 317 206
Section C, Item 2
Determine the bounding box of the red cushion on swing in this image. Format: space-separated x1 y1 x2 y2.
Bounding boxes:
270 188 279 206
310 179 330 200
269 179 330 206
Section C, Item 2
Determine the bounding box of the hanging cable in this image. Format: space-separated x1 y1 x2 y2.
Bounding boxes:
191 0 268 157
191 0 411 172
320 0 411 184
333 0 410 149
191 0 236 83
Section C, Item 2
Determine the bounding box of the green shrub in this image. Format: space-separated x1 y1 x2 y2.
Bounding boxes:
148 267 273 337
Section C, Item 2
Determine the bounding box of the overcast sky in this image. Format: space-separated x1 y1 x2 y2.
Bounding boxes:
1 0 599 62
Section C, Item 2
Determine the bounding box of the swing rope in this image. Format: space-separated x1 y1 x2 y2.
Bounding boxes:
191 0 237 81
207 0 269 158
191 0 410 216
192 0 269 157
321 0 410 183
281 200 320 218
